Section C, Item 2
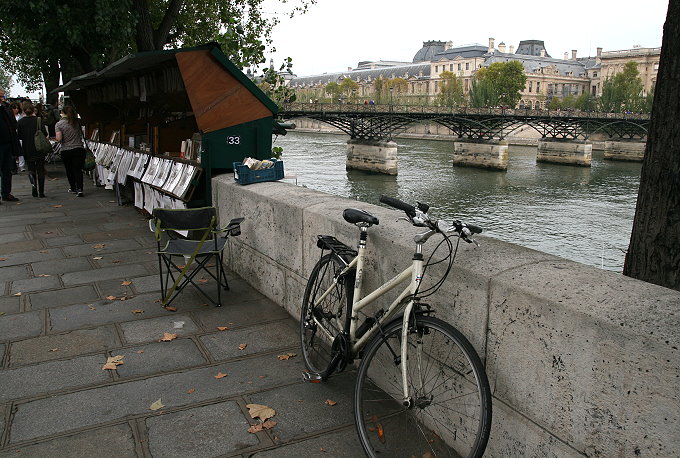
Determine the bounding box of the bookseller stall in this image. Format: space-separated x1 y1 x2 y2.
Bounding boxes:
55 43 280 210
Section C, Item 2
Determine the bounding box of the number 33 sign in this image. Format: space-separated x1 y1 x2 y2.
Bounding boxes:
227 136 240 145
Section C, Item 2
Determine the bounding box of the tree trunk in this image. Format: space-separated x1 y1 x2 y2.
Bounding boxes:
154 0 184 49
42 58 61 106
623 0 680 290
133 0 155 51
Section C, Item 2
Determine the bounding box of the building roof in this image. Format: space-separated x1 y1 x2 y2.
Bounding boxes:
431 44 488 61
288 63 431 88
515 40 551 58
485 52 588 77
412 41 447 63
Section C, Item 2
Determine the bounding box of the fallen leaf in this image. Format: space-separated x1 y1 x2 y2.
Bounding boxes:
105 295 117 300
109 200 115 203
37 274 51 277
159 332 177 342
246 404 276 422
51 205 63 208
121 281 132 286
131 309 144 314
422 452 435 458
13 292 21 296
277 352 297 360
198 278 208 283
238 343 248 350
377 423 385 444
216 326 229 331
119 296 128 301
176 265 185 269
0 312 5 316
187 388 195 394
49 348 59 352
164 306 177 312
320 448 327 453
0 258 6 261
247 420 277 433
93 256 103 260
136 350 145 354
149 399 164 411
39 250 48 254
45 231 53 234
102 355 125 370
87 305 96 311
111 260 121 263
93 244 105 249
325 399 337 406
214 372 228 379
258 375 267 379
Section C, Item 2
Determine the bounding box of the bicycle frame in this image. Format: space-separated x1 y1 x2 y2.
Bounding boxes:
312 229 427 401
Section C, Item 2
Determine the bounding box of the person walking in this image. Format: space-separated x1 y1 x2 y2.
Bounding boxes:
54 105 86 197
17 101 48 197
10 101 27 172
0 87 20 203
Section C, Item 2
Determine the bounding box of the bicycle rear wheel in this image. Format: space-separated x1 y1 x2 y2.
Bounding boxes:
300 253 353 378
355 315 492 458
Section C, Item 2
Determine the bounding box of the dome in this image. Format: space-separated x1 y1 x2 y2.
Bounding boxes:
413 40 447 63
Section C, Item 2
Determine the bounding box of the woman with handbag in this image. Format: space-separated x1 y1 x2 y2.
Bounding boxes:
17 101 50 197
55 105 85 197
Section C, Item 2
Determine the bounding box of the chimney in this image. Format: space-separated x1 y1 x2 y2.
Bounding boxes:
509 45 514 54
488 37 495 53
498 42 506 53
445 41 453 51
571 50 577 60
540 49 545 57
596 47 603 57
348 67 352 71
564 52 568 60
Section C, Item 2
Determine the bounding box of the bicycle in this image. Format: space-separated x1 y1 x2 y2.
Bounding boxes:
300 195 492 458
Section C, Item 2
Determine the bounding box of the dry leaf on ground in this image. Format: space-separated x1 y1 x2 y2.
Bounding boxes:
164 306 177 312
247 420 277 434
187 388 195 394
246 404 276 422
216 326 229 331
51 205 63 208
37 274 51 277
0 258 7 261
131 309 144 314
39 250 48 253
93 244 105 249
13 292 21 296
159 332 177 342
136 350 144 354
325 399 337 406
214 372 228 379
149 399 164 411
198 278 208 283
87 305 96 311
277 352 297 360
238 343 248 350
49 348 59 352
105 295 117 300
102 355 125 370
121 281 132 286
93 256 103 260
111 260 121 263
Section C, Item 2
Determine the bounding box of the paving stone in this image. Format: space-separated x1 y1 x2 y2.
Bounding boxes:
0 240 45 255
246 372 356 441
30 257 93 276
0 404 4 441
0 232 28 244
9 325 121 366
28 285 100 310
119 314 200 345
91 249 157 268
193 294 289 330
0 296 21 315
60 239 144 258
29 229 65 239
43 235 84 247
0 354 111 401
0 344 5 364
114 339 207 378
200 320 298 360
61 263 149 286
10 276 62 295
128 274 161 294
146 401 259 457
0 423 137 458
0 265 31 282
9 354 304 442
82 227 152 243
0 249 64 268
48 294 173 332
0 311 43 342
252 427 364 457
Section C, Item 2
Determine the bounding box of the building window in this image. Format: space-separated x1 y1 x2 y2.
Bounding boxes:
435 65 439 72
465 63 470 70
458 63 462 71
536 82 541 92
450 64 453 71
593 72 598 77
529 81 533 92
654 63 659 70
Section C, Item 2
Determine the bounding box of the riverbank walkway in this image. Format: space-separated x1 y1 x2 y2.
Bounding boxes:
0 164 364 457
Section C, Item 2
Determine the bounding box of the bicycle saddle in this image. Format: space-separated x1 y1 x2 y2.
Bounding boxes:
343 208 379 226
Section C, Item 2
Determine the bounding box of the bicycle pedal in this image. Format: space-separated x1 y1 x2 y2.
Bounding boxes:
302 371 323 383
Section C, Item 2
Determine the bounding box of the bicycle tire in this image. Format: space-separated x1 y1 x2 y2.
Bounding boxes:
354 315 492 458
300 253 354 378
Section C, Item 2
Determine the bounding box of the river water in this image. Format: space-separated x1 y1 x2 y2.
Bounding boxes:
273 131 642 272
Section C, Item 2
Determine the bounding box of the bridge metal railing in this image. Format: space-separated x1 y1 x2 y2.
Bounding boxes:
281 102 650 121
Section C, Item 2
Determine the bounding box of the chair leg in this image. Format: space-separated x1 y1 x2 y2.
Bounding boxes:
219 252 230 290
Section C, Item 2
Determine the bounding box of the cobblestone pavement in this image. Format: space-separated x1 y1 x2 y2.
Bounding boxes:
0 164 364 457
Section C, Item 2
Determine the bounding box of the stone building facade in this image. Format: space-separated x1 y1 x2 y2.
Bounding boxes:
286 38 660 109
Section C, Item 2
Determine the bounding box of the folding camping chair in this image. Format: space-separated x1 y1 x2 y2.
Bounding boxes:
149 206 244 307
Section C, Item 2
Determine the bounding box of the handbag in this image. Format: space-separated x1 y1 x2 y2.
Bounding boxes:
83 142 96 171
34 117 52 156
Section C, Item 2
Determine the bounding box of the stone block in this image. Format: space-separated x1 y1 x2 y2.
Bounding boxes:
0 240 44 255
0 232 28 244
128 274 160 294
146 401 259 457
60 239 144 258
28 285 100 310
0 354 111 401
537 140 592 166
30 257 93 276
9 325 121 366
0 248 64 268
10 276 62 295
453 140 509 170
113 339 207 378
251 427 364 457
0 424 137 458
90 249 157 268
43 235 84 247
603 140 646 161
192 293 289 331
200 320 298 360
9 354 304 442
346 139 398 175
0 296 21 315
0 311 43 342
60 263 149 286
0 265 30 283
119 314 200 344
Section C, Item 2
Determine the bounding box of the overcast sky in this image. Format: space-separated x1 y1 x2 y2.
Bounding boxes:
262 0 669 76
9 0 669 97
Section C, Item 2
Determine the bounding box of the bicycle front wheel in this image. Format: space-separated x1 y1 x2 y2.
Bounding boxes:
300 253 353 378
355 315 492 458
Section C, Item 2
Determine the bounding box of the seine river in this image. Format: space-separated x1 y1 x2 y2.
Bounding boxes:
274 131 642 272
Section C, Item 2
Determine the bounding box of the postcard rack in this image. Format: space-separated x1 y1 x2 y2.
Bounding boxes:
87 140 203 213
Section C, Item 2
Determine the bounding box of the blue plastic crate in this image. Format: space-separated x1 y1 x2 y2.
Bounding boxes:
233 160 284 185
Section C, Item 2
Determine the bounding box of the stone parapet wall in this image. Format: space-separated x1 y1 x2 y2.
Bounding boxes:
212 176 680 457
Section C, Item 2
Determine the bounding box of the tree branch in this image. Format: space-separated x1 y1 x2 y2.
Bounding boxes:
154 0 185 50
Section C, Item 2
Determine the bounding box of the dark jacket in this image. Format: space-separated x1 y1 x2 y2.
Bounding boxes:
17 116 48 159
0 104 21 156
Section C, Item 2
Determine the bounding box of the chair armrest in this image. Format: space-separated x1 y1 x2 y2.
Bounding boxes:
216 217 245 237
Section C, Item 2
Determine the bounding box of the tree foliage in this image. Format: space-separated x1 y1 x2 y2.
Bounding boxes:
437 71 464 107
598 61 645 112
325 82 341 101
339 77 359 97
468 61 527 108
0 64 12 93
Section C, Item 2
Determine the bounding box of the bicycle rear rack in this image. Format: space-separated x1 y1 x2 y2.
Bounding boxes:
317 235 357 265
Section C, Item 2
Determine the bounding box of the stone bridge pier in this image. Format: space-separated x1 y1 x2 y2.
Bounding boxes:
537 139 593 166
346 138 398 175
452 140 509 170
603 140 646 161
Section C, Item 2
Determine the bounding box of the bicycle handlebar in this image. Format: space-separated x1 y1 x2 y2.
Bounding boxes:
379 195 415 216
